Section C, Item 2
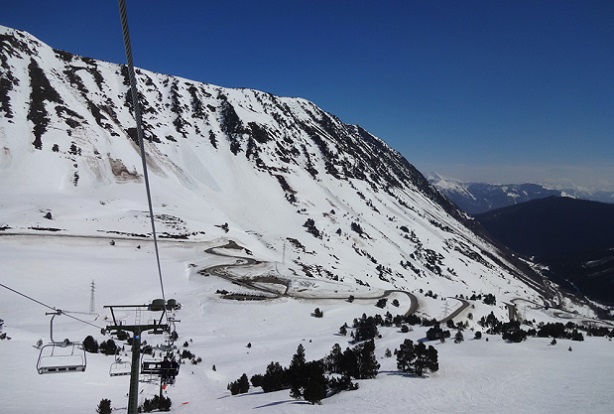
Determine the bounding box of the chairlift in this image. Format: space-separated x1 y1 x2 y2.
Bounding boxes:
141 357 163 376
36 312 86 374
141 354 179 383
109 357 131 377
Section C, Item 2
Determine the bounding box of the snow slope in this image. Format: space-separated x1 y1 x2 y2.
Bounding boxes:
1 235 613 413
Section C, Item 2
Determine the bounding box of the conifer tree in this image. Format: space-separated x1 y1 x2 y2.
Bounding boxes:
289 344 307 398
302 361 328 404
356 339 380 379
261 361 288 392
238 373 250 393
96 399 112 414
326 343 343 373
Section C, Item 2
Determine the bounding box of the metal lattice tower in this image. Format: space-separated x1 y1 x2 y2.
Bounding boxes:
89 280 95 315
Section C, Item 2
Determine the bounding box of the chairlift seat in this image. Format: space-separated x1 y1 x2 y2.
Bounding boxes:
109 360 131 377
37 342 86 374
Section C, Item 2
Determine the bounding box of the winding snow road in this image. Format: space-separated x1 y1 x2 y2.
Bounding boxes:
201 241 419 317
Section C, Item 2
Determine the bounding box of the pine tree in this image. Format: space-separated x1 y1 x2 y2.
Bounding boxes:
396 338 415 373
261 361 288 393
356 339 380 379
250 373 263 387
414 342 439 376
83 335 99 353
341 347 359 378
228 373 250 395
239 373 250 393
96 399 112 414
302 361 328 404
288 344 307 398
326 343 343 373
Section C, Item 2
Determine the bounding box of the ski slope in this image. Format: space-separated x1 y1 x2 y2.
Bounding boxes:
1 234 612 414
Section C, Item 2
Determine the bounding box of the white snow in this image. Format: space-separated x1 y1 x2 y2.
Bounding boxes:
1 235 613 413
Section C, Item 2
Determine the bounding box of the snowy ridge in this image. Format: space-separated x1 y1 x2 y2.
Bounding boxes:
429 174 614 215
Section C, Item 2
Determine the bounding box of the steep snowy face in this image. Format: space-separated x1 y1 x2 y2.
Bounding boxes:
0 26 550 303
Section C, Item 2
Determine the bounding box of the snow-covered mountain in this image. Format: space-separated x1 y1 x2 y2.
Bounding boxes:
475 196 614 305
429 174 614 215
2 26 614 414
0 25 554 304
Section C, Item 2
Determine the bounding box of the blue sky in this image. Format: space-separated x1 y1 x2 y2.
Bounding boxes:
3 1 614 190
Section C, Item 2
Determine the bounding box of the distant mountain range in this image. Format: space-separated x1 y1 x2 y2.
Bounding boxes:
430 174 614 215
475 196 614 305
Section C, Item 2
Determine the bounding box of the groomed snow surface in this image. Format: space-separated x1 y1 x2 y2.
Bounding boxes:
1 235 612 414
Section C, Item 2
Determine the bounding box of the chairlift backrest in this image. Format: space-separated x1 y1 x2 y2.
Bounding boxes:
141 359 163 375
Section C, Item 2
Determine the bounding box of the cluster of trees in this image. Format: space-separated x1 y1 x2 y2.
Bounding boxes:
396 339 439 376
477 314 529 342
351 314 380 342
140 395 171 412
227 373 249 395
585 325 614 338
231 341 376 404
339 311 452 342
477 313 605 343
426 323 451 342
229 306 447 404
83 336 121 355
84 331 199 366
537 322 585 341
482 293 497 306
0 318 8 341
325 340 380 380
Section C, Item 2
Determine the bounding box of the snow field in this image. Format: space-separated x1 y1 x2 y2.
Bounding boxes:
1 235 613 413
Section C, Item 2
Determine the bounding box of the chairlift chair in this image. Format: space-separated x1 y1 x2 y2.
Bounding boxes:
141 357 163 376
109 357 131 377
36 312 86 374
141 354 179 384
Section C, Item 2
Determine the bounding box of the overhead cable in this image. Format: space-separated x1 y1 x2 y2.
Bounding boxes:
117 0 167 308
0 283 104 331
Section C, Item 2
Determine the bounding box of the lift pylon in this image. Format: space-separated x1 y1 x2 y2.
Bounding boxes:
104 300 179 414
